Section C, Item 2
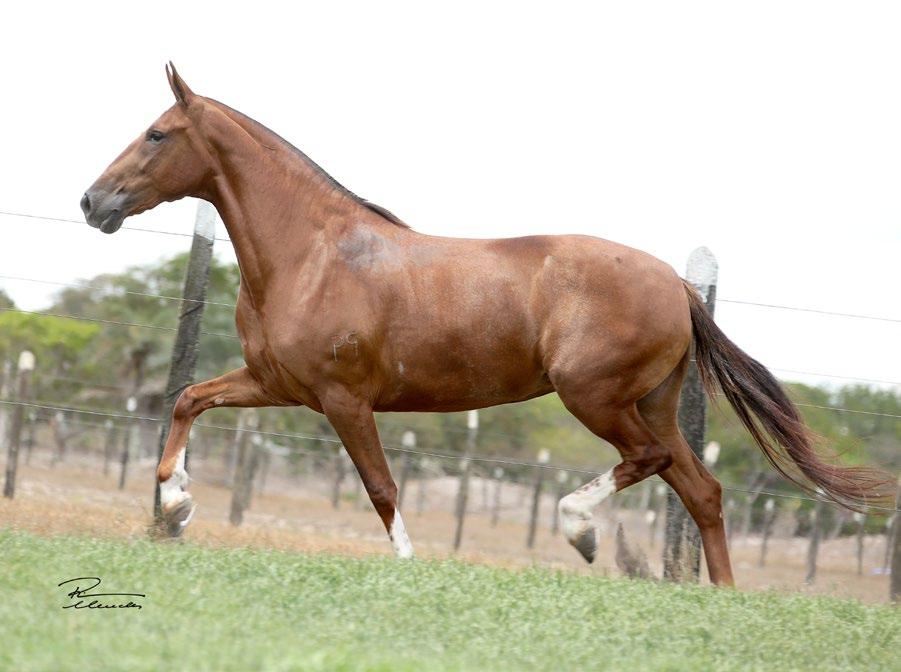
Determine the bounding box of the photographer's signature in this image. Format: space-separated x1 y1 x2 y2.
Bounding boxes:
57 577 145 610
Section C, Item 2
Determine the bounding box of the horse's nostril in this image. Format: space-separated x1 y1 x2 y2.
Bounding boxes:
80 192 92 215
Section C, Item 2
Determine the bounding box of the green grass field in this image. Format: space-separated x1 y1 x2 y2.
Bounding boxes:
1 529 897 672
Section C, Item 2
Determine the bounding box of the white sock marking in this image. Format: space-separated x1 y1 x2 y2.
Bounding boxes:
159 447 190 509
389 510 414 559
558 470 616 543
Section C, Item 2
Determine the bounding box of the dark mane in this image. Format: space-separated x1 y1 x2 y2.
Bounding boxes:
207 98 410 229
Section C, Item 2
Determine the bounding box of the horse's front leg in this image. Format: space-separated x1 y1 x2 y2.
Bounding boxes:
157 367 273 536
322 388 413 558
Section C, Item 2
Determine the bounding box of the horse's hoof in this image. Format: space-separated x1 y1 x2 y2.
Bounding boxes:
572 527 597 564
163 495 196 537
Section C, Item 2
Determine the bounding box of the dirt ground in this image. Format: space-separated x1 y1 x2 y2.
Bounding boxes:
1 447 893 604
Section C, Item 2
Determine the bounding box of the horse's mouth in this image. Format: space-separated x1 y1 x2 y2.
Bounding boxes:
82 187 131 234
98 210 126 234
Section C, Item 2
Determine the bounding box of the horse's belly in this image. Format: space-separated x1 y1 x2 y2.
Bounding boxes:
374 337 551 412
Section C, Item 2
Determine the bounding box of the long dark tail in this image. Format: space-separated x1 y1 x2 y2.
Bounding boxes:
684 281 892 510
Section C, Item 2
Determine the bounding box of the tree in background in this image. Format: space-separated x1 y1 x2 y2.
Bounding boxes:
0 289 14 311
0 312 98 383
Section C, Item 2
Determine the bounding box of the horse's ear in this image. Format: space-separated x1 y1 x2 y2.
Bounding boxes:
165 61 195 107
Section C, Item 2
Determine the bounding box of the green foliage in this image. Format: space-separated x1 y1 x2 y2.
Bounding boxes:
1 530 897 672
0 312 98 372
48 252 244 389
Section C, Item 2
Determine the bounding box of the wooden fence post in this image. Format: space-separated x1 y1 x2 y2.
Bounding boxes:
3 351 34 499
24 410 36 465
0 359 11 447
490 467 504 527
416 457 431 516
102 419 116 476
118 396 137 490
117 420 129 489
397 430 415 509
153 200 216 522
229 410 260 526
331 445 347 509
663 247 716 582
890 477 901 603
453 410 478 551
527 449 550 548
51 410 68 466
805 495 824 585
255 443 270 495
758 498 776 567
228 410 249 484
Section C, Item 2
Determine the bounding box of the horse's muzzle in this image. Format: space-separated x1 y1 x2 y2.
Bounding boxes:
81 187 131 234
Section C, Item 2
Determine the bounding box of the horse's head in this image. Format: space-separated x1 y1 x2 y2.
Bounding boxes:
81 63 213 234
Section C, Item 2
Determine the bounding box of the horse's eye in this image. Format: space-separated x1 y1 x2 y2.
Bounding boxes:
147 130 166 143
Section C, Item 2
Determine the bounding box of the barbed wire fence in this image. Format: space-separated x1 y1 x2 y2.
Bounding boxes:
1 208 899 599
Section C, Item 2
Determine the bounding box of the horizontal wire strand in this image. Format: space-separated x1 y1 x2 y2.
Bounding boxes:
717 298 901 324
0 209 234 244
766 367 900 387
2 208 900 325
2 397 897 513
793 402 901 419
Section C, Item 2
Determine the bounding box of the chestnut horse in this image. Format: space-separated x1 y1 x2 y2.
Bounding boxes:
81 65 887 585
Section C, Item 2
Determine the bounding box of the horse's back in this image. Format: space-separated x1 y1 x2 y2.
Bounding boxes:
371 231 690 410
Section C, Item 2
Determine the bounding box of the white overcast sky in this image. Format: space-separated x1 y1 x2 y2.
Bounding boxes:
0 1 898 390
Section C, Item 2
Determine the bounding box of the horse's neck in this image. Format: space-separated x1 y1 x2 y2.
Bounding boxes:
203 114 365 304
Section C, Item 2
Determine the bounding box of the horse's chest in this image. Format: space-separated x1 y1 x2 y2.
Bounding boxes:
233 315 276 384
233 298 304 392
235 296 358 399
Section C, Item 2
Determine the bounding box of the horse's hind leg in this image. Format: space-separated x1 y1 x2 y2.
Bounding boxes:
157 367 272 536
658 448 733 586
555 394 673 564
637 363 735 586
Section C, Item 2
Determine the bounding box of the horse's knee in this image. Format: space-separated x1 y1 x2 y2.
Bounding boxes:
173 386 201 421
